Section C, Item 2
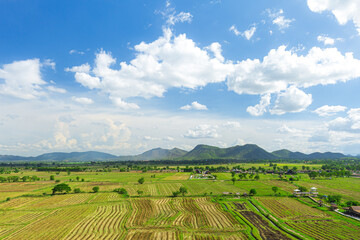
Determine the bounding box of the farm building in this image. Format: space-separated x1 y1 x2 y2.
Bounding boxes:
346 206 360 217
293 187 318 197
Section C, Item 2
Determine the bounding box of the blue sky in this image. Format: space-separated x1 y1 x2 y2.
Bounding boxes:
1 0 360 156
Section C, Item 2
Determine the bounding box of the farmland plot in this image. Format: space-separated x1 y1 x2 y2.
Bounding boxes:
256 197 360 240
65 203 130 240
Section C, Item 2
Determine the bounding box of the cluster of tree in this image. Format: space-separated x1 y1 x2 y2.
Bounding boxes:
0 175 40 183
172 187 188 197
327 195 342 204
114 188 128 196
37 167 86 172
308 170 351 179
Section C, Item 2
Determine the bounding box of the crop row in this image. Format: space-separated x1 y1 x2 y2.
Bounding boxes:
286 220 360 240
5 207 94 240
65 203 130 240
256 197 327 220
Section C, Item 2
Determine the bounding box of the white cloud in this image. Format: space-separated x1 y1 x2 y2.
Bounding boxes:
270 86 312 115
47 86 67 94
229 25 241 36
74 72 101 89
317 35 335 45
72 97 94 105
42 59 56 70
313 105 347 117
246 93 271 116
277 124 302 134
227 45 360 96
184 124 219 139
267 9 294 30
243 26 256 40
307 0 360 34
69 49 85 55
143 136 161 141
68 29 231 107
180 101 208 111
159 1 193 26
327 108 360 133
222 121 241 128
229 24 256 40
0 59 47 99
65 63 91 73
110 97 139 110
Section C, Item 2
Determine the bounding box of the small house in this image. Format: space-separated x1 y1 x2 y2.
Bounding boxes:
347 206 360 217
310 187 318 197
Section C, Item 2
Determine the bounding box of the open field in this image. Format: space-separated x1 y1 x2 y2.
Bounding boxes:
1 166 360 239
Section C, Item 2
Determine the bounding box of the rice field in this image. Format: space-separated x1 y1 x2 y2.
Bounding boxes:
0 168 360 239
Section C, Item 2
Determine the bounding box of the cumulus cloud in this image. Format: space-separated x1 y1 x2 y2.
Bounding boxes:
184 124 219 139
267 9 294 30
229 24 256 40
307 0 360 34
270 86 312 115
65 63 91 73
277 124 302 134
110 97 140 110
47 86 67 94
327 108 360 132
180 101 208 111
227 45 360 96
314 105 347 117
317 35 335 45
0 59 47 99
67 29 231 108
246 94 271 116
72 97 94 105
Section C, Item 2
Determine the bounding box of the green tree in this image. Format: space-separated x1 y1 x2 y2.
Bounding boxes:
137 190 144 196
179 186 188 196
52 183 71 195
327 195 342 204
50 175 55 181
249 189 257 196
138 177 145 185
254 175 260 180
172 191 180 197
272 186 279 195
308 171 318 179
92 186 99 193
298 186 307 192
74 188 81 193
114 188 128 195
231 177 236 185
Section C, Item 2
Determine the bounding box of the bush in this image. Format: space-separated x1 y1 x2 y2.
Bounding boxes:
92 186 99 193
114 188 128 195
74 188 81 193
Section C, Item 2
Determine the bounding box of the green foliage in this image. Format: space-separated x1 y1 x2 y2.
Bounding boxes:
114 188 128 195
272 186 279 194
298 186 307 192
138 177 145 184
137 190 143 196
346 201 360 207
52 183 71 195
327 195 342 204
92 186 99 193
74 188 81 193
249 189 257 195
179 186 188 196
50 175 55 181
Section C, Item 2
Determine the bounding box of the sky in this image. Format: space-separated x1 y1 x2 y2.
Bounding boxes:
1 0 360 156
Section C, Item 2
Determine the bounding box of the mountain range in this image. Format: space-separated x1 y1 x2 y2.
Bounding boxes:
0 144 352 162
